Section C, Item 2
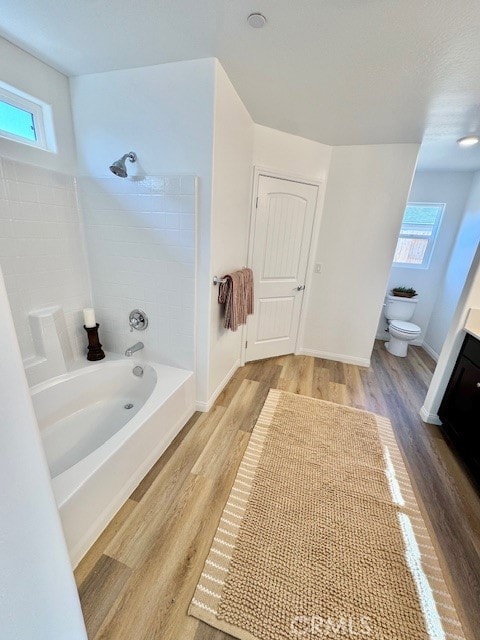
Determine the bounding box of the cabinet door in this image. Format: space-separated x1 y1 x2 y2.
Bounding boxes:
442 355 480 446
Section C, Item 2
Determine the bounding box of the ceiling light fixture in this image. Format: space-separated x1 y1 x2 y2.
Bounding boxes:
247 13 267 28
457 135 480 147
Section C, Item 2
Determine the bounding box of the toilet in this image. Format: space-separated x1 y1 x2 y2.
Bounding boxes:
384 294 421 357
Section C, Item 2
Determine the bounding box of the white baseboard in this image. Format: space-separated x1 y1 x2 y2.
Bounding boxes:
421 342 439 362
297 348 370 368
419 405 442 425
196 359 240 412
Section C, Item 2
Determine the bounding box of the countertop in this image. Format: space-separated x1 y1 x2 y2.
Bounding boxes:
464 308 480 341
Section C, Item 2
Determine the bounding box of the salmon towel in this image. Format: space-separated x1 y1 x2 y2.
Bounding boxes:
218 268 254 331
242 267 254 316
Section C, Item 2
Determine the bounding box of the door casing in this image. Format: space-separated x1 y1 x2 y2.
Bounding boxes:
240 166 326 366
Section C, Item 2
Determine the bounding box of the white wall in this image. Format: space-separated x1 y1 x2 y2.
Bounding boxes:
0 36 77 174
0 157 91 366
0 267 87 640
249 133 419 368
421 244 480 423
423 170 480 357
377 171 473 352
302 144 419 366
70 58 215 181
71 58 216 381
253 124 332 180
79 174 196 369
205 62 254 405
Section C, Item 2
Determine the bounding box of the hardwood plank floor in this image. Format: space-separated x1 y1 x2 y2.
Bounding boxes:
75 341 480 640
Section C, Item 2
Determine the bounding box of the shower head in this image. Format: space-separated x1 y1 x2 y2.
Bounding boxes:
109 152 137 178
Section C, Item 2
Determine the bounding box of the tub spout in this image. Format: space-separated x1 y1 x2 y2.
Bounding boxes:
125 342 144 357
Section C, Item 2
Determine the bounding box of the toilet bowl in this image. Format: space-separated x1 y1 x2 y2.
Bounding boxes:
384 294 421 357
385 319 421 357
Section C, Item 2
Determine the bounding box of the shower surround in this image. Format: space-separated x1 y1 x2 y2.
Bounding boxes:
0 157 196 378
0 157 91 365
78 174 196 371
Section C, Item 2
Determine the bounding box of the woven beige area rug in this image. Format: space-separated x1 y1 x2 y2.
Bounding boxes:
189 389 465 640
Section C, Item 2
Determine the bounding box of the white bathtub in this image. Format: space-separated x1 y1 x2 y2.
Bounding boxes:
31 356 195 567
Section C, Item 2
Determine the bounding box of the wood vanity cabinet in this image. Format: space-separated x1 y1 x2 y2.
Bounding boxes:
439 333 480 482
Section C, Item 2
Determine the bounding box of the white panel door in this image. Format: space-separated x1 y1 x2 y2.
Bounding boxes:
246 175 318 362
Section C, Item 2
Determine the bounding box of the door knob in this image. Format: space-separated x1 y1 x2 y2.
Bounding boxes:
297 285 306 291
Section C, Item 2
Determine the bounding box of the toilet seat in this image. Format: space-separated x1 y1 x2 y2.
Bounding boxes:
389 320 421 334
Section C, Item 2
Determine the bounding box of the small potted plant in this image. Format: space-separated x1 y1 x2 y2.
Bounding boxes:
391 286 418 299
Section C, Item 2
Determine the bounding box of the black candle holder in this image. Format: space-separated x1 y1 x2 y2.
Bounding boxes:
84 323 105 361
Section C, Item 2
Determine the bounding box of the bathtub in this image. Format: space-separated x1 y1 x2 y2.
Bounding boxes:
31 356 195 567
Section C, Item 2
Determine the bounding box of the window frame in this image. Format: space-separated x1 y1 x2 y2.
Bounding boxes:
0 82 53 151
392 201 445 270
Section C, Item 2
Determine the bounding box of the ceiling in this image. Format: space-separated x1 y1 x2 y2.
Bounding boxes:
2 0 480 170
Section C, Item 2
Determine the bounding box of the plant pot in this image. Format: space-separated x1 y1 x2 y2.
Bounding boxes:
392 291 416 298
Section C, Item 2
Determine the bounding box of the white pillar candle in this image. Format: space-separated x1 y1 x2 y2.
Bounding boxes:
83 308 96 328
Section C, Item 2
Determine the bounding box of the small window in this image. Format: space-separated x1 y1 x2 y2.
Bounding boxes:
0 99 37 141
0 82 54 151
393 203 445 269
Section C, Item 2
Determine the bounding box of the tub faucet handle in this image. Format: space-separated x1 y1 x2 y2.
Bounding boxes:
129 309 148 331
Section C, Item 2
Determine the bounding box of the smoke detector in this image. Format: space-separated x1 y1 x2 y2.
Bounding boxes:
247 13 267 28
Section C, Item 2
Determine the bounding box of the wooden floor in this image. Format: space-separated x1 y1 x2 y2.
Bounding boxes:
75 342 480 640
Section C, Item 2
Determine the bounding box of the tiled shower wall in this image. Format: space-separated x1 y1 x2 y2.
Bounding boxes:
78 175 196 371
0 160 196 374
0 157 91 363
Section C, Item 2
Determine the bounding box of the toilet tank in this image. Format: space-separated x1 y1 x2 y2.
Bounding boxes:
384 294 419 321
